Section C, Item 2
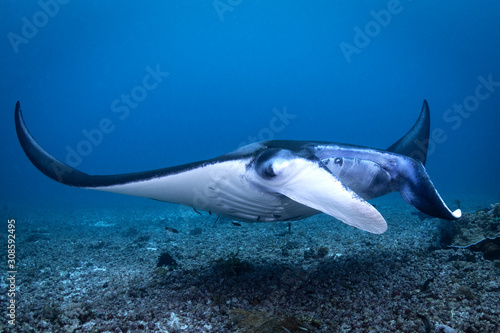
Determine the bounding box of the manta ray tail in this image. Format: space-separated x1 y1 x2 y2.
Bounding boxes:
387 100 430 165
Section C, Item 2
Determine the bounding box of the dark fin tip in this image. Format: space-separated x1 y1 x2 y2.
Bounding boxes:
14 101 91 187
387 100 430 165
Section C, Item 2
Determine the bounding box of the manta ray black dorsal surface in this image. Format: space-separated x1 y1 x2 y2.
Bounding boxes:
386 100 431 165
14 100 461 234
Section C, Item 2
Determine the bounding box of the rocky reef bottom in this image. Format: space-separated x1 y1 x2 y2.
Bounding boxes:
1 196 499 332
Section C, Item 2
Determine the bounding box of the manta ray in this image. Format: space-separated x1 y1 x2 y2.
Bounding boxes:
14 100 461 234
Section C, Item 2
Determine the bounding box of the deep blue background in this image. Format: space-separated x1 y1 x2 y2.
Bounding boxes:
1 0 499 209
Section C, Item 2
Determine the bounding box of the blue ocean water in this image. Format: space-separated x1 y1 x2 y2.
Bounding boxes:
1 0 500 208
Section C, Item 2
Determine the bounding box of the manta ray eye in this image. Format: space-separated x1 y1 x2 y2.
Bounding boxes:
333 157 343 166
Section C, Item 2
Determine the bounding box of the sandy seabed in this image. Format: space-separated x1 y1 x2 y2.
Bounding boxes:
1 195 499 333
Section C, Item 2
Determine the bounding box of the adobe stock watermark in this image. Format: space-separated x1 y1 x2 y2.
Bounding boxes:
192 106 297 211
7 0 70 54
238 106 297 147
407 73 499 163
59 64 169 175
213 0 242 22
339 0 406 64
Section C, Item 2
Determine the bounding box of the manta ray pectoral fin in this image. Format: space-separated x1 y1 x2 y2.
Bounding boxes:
387 100 430 166
250 149 388 234
399 158 461 220
15 101 92 186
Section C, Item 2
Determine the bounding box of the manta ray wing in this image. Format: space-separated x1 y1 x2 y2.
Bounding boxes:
386 100 430 165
